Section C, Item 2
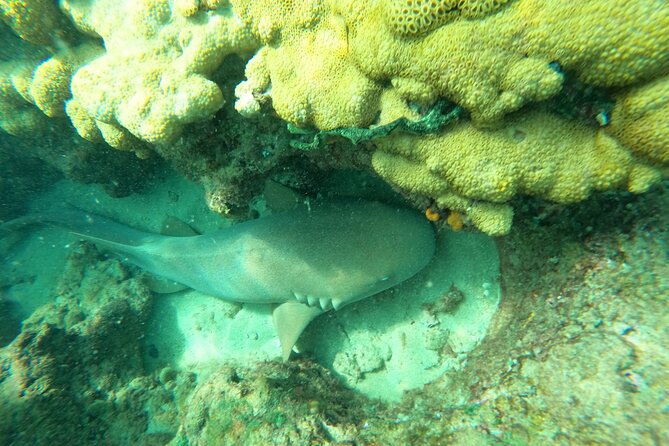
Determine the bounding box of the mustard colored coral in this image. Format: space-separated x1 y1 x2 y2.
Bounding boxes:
0 43 102 135
0 0 667 235
384 0 511 36
371 109 665 235
30 43 102 118
0 0 65 44
4 0 665 150
607 75 669 166
384 0 459 36
233 0 381 129
0 59 47 136
237 20 381 129
60 0 257 145
234 0 669 130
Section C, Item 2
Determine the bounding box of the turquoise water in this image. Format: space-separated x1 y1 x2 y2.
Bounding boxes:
1 2 668 445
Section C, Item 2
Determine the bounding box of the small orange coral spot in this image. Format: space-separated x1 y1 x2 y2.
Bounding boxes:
446 210 464 231
425 207 442 222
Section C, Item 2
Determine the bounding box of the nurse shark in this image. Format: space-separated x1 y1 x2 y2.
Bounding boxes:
1 200 435 360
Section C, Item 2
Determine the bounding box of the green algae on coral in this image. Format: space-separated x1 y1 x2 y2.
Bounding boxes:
287 100 463 150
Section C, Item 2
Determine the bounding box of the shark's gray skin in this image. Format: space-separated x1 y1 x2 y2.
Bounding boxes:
1 201 436 359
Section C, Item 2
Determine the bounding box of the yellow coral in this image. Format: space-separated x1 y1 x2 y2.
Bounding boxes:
372 109 664 235
384 0 511 36
627 165 663 195
28 58 72 118
0 42 102 138
458 0 512 18
65 98 104 143
0 0 65 44
240 12 381 129
95 120 144 153
233 0 668 130
519 2 669 87
15 0 661 151
60 0 257 145
2 0 666 227
28 43 102 118
173 0 201 17
68 96 151 154
607 75 669 165
357 0 668 124
0 61 46 135
384 0 458 36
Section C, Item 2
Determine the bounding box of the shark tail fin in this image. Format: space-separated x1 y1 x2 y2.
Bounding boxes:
0 208 159 248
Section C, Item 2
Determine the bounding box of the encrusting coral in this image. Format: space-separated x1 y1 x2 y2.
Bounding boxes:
0 42 102 135
383 0 512 37
607 74 669 167
60 0 257 146
236 0 669 127
230 0 668 233
0 0 667 233
0 0 69 45
372 107 663 235
0 57 47 136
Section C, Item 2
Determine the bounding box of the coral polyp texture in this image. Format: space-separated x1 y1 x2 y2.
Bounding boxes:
58 0 257 146
607 74 669 167
372 109 662 235
0 0 69 45
0 0 668 232
237 0 668 126
384 0 512 37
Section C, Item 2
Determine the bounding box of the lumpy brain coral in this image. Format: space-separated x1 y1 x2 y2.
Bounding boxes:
372 105 664 235
0 0 667 234
236 0 669 127
59 0 257 146
234 0 669 234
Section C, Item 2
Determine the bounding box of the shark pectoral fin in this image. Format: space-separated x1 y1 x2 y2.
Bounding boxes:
160 216 200 237
272 301 323 361
143 274 189 294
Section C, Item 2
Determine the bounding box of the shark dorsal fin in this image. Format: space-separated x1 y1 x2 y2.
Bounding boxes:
272 301 323 361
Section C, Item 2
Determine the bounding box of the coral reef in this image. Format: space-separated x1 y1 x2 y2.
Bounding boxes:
0 42 103 135
0 54 48 136
410 184 669 444
0 0 71 45
372 108 663 235
0 241 372 445
175 362 366 445
1 2 668 443
384 0 512 36
607 74 669 167
237 0 668 127
61 0 257 147
0 0 667 232
0 243 161 444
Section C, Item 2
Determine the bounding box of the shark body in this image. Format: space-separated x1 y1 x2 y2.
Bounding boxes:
2 201 436 359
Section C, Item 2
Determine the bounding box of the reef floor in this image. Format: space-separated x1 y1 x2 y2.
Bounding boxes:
0 176 667 445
